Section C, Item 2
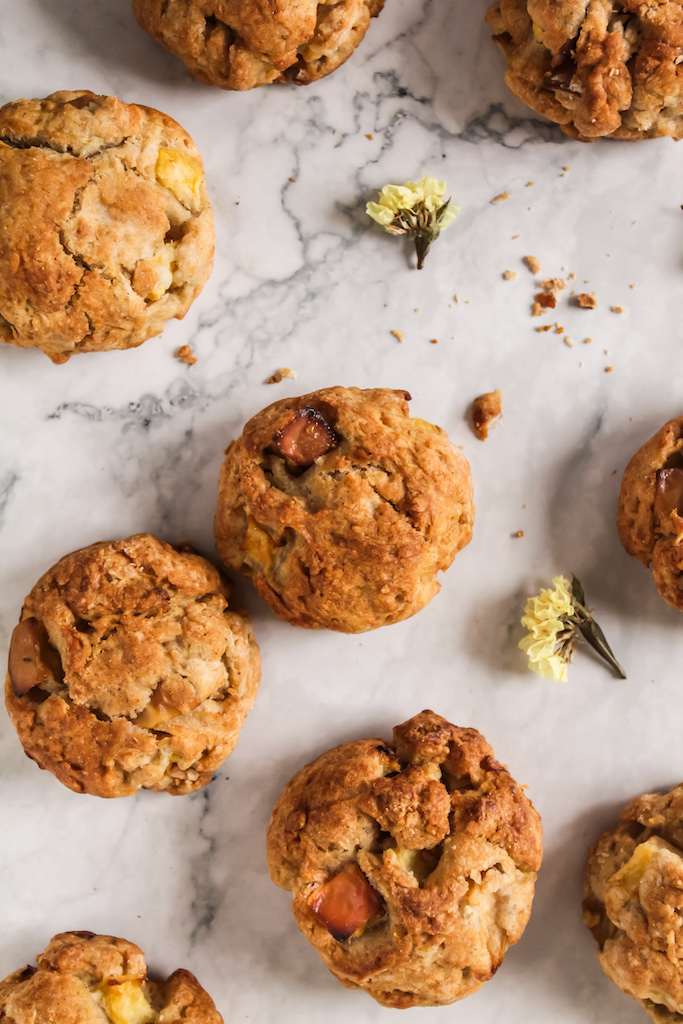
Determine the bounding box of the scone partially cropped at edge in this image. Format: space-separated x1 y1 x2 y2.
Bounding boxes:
0 931 223 1024
267 710 543 1008
617 416 683 611
0 91 214 362
5 534 260 797
131 0 385 91
583 783 683 1022
486 0 683 141
214 387 475 633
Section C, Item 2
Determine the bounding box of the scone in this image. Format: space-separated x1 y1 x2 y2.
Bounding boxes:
131 0 385 90
5 534 260 797
214 387 474 633
266 710 542 1007
583 783 683 1022
0 931 222 1024
617 417 683 611
486 0 683 141
0 91 214 363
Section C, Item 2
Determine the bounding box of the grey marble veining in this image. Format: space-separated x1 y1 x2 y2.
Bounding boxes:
2 1 683 1022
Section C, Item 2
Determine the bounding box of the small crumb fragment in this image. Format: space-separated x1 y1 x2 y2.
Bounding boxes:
512 530 524 538
390 329 404 343
176 344 197 366
604 348 611 355
563 165 570 171
605 366 614 372
532 302 545 317
472 389 503 441
289 176 297 182
554 324 564 334
536 325 552 332
542 277 566 293
584 337 593 344
430 338 438 345
454 294 460 303
564 336 574 348
524 255 541 273
365 133 373 140
491 191 510 205
526 181 534 187
414 307 421 312
512 233 520 239
535 291 556 309
503 270 518 281
578 293 597 308
265 367 297 384
629 283 636 289
611 305 625 313
569 272 575 280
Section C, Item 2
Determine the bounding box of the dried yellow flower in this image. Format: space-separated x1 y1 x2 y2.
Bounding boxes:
366 175 459 269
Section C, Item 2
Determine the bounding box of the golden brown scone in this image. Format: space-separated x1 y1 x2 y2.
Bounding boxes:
5 534 260 797
486 0 683 141
0 91 214 363
584 784 683 1022
617 417 683 611
0 931 223 1024
267 710 543 1007
131 0 385 90
214 387 475 633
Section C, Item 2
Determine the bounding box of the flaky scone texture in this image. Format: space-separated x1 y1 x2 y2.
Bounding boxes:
5 534 260 797
617 417 683 611
486 0 683 141
0 91 214 363
0 931 222 1024
584 784 683 1023
214 387 474 633
267 710 543 1008
131 0 385 90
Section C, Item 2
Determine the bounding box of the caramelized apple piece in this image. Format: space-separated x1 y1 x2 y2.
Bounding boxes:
8 617 50 696
655 468 683 521
273 407 339 466
310 863 383 941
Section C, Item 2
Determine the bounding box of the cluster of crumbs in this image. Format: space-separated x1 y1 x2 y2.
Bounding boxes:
176 344 197 366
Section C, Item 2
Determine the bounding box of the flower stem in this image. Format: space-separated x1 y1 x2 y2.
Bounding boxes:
569 575 626 679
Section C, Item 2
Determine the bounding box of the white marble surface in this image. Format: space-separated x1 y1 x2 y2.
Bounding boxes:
2 1 683 1022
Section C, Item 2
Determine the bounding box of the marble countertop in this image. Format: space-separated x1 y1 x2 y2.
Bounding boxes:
2 2 683 1022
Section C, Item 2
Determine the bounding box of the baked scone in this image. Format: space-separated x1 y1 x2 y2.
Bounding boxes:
617 417 683 611
267 710 543 1007
0 91 214 363
131 0 385 90
0 931 222 1024
5 534 260 797
486 0 683 141
584 783 683 1022
214 387 474 633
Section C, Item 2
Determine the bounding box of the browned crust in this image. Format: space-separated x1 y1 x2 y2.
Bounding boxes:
4 534 261 797
131 0 385 91
617 417 683 610
583 784 683 1022
0 932 223 1024
486 0 683 141
214 387 475 633
267 710 542 1008
0 91 214 361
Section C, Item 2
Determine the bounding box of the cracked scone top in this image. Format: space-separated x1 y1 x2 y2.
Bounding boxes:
131 0 385 91
214 387 475 633
486 0 683 141
0 931 222 1024
4 534 260 797
0 91 214 362
584 784 683 1022
617 417 683 611
267 711 543 1007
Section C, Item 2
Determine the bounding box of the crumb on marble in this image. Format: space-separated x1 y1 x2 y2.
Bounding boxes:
584 337 593 344
611 305 626 313
578 293 597 308
453 295 460 303
503 270 518 280
629 283 637 288
534 291 556 309
554 324 564 333
491 191 510 205
564 336 574 348
526 181 534 187
289 176 297 182
536 325 552 332
176 344 197 366
430 338 438 344
365 133 373 140
524 255 541 273
569 272 575 279
390 329 404 343
512 233 521 239
472 389 503 440
512 530 524 538
542 277 566 293
605 365 614 372
265 367 297 384
414 307 421 312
